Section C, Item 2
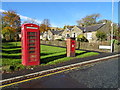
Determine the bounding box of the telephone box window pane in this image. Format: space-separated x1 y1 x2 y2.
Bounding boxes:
29 51 35 53
29 40 35 43
29 47 35 50
30 55 36 58
28 32 37 35
28 36 36 39
29 59 36 62
29 43 35 46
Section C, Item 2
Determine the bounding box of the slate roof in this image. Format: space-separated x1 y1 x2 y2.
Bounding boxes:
48 24 105 35
68 24 105 33
83 24 105 32
76 26 85 30
50 30 64 35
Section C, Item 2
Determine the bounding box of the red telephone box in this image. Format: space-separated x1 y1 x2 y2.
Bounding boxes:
66 37 76 57
21 23 40 66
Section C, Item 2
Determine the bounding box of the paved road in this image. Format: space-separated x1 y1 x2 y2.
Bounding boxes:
3 57 118 88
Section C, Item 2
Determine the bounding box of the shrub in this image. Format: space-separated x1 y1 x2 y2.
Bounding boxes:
114 39 120 45
2 38 6 42
96 31 107 41
77 34 88 42
15 64 25 70
9 65 15 71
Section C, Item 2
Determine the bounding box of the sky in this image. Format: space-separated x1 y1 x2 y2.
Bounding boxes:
1 2 118 28
1 0 119 2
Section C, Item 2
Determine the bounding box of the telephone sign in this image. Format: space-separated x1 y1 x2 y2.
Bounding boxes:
21 23 40 66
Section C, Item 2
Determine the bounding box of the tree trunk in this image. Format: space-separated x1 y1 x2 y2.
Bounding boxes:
78 41 80 49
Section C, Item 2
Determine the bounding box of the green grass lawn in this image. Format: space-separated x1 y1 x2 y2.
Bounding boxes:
1 42 99 72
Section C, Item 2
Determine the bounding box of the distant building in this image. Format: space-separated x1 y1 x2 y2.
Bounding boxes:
62 23 106 42
41 23 112 43
47 30 64 40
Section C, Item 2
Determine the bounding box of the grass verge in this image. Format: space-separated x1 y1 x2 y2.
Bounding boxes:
2 42 100 72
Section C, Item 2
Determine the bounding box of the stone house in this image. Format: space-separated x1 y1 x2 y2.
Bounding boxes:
62 23 106 42
42 31 48 40
44 30 64 40
40 32 43 40
41 23 108 42
62 26 84 40
83 23 106 42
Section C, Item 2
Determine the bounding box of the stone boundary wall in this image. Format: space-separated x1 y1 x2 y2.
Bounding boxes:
40 40 119 52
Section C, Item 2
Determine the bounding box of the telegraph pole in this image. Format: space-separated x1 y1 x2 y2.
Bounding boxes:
111 0 114 53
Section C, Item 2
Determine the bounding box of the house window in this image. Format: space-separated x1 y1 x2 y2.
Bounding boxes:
87 33 92 39
66 34 70 38
72 33 76 38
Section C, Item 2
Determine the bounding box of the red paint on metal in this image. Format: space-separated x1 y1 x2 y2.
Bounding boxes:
66 38 76 57
71 40 75 52
21 23 40 66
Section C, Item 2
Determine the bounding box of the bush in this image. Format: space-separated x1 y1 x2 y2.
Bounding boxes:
9 65 15 71
2 38 6 42
8 64 25 71
96 31 107 41
114 40 120 45
77 34 88 42
15 64 25 70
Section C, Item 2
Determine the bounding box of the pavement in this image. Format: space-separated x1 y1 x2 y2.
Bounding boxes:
2 48 119 80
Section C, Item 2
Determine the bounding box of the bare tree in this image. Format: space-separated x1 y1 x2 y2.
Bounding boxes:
40 19 51 32
41 19 51 28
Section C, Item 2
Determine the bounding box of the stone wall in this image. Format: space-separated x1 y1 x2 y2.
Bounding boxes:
41 40 66 47
40 40 119 52
76 41 110 52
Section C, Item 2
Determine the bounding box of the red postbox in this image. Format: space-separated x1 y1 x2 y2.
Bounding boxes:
21 23 40 66
66 37 76 57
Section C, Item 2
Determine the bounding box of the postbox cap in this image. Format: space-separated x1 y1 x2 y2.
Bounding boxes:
66 37 75 40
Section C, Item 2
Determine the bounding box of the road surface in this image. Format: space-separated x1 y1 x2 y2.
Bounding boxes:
3 57 118 88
